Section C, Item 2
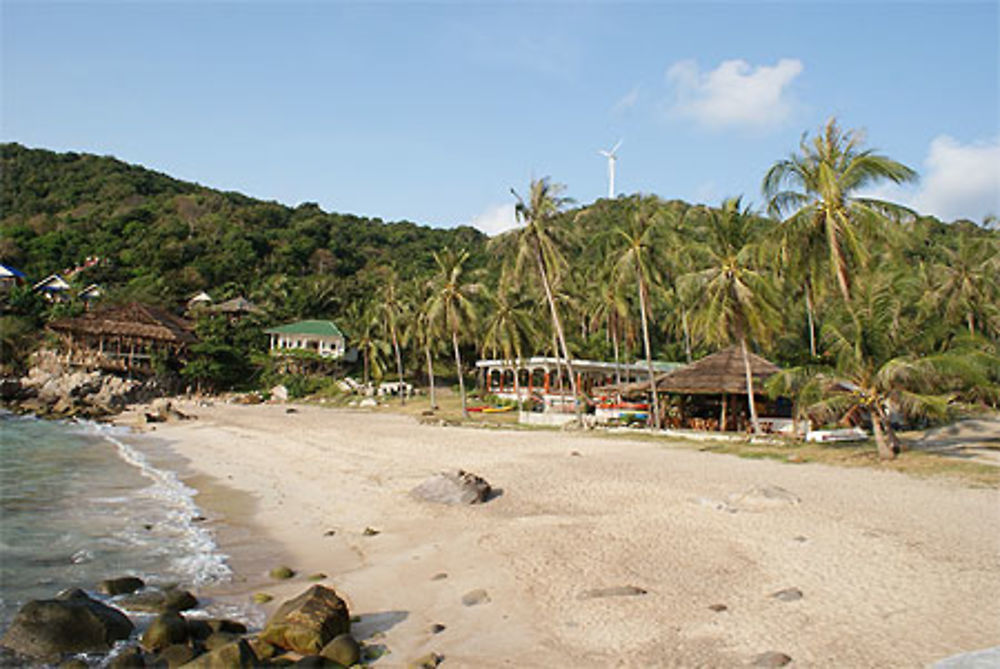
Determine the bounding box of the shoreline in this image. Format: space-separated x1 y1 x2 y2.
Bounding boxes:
118 399 1000 667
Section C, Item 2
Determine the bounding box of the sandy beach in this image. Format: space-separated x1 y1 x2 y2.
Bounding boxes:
120 402 1000 667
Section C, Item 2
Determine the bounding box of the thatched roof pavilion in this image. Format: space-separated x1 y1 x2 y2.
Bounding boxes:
651 345 779 394
51 303 196 344
49 302 196 373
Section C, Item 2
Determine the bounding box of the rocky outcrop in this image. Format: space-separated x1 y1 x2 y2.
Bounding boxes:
259 585 351 655
410 470 493 505
0 589 134 661
3 350 160 418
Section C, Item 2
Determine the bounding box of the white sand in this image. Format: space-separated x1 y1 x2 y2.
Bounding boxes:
126 402 1000 667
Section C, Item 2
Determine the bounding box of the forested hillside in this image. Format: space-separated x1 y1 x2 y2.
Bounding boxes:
0 142 487 315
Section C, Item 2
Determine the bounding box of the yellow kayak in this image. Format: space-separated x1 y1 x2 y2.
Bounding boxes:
482 405 515 413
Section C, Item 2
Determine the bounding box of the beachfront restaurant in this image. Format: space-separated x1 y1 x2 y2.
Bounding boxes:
616 346 794 434
475 356 683 423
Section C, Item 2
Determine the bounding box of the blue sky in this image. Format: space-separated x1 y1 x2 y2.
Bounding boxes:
3 2 997 235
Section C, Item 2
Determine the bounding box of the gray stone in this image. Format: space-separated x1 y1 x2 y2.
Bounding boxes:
461 589 491 606
155 643 199 668
118 587 198 614
320 633 361 666
753 650 793 666
772 588 803 602
179 638 257 668
0 591 134 660
259 585 351 655
411 470 493 505
141 612 189 651
99 576 145 596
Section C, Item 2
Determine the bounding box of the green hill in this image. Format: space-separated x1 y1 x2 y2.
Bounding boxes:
0 142 487 313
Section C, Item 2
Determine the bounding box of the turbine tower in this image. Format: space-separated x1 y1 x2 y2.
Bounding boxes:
598 139 622 199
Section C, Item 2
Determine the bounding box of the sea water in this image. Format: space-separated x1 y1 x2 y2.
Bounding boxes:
0 411 243 634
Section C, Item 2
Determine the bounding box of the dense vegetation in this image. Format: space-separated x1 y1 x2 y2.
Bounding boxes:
2 120 999 457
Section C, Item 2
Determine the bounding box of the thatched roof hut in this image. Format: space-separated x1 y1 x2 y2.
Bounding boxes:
50 302 197 344
651 345 779 394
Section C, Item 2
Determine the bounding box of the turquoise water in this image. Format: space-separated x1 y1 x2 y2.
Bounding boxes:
0 412 235 632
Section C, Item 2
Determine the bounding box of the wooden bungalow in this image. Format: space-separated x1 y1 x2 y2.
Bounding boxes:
622 346 791 433
48 302 197 374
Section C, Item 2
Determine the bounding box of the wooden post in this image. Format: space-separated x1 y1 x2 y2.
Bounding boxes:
720 393 728 432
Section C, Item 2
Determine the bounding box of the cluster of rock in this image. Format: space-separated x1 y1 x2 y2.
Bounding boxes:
1 578 366 668
1 350 160 419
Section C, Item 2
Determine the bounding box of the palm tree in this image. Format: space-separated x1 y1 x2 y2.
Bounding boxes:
930 234 999 336
610 197 666 429
347 300 388 387
763 118 917 302
805 279 991 459
587 268 629 383
680 197 779 436
510 178 580 419
427 247 480 419
406 282 442 410
480 277 537 411
377 272 409 404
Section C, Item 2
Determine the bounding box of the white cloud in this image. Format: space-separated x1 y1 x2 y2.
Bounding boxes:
866 136 1000 222
470 202 517 236
612 85 641 115
665 58 803 129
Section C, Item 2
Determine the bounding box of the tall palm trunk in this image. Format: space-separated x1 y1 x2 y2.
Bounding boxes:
534 246 580 422
612 325 621 385
391 328 405 405
967 312 975 335
682 310 693 363
424 345 437 410
636 277 661 430
740 336 762 436
451 325 468 419
804 281 817 358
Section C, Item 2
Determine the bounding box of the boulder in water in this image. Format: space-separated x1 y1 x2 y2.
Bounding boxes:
0 590 133 660
99 576 145 596
180 638 258 668
118 587 198 614
410 470 493 505
259 585 351 655
140 612 189 651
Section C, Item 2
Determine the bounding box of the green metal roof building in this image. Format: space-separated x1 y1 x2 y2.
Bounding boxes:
264 320 347 359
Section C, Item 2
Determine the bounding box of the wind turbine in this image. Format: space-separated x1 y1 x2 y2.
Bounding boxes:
598 139 622 199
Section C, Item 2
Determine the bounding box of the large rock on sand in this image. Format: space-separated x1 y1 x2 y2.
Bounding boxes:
259 585 350 655
411 469 493 505
0 589 133 660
